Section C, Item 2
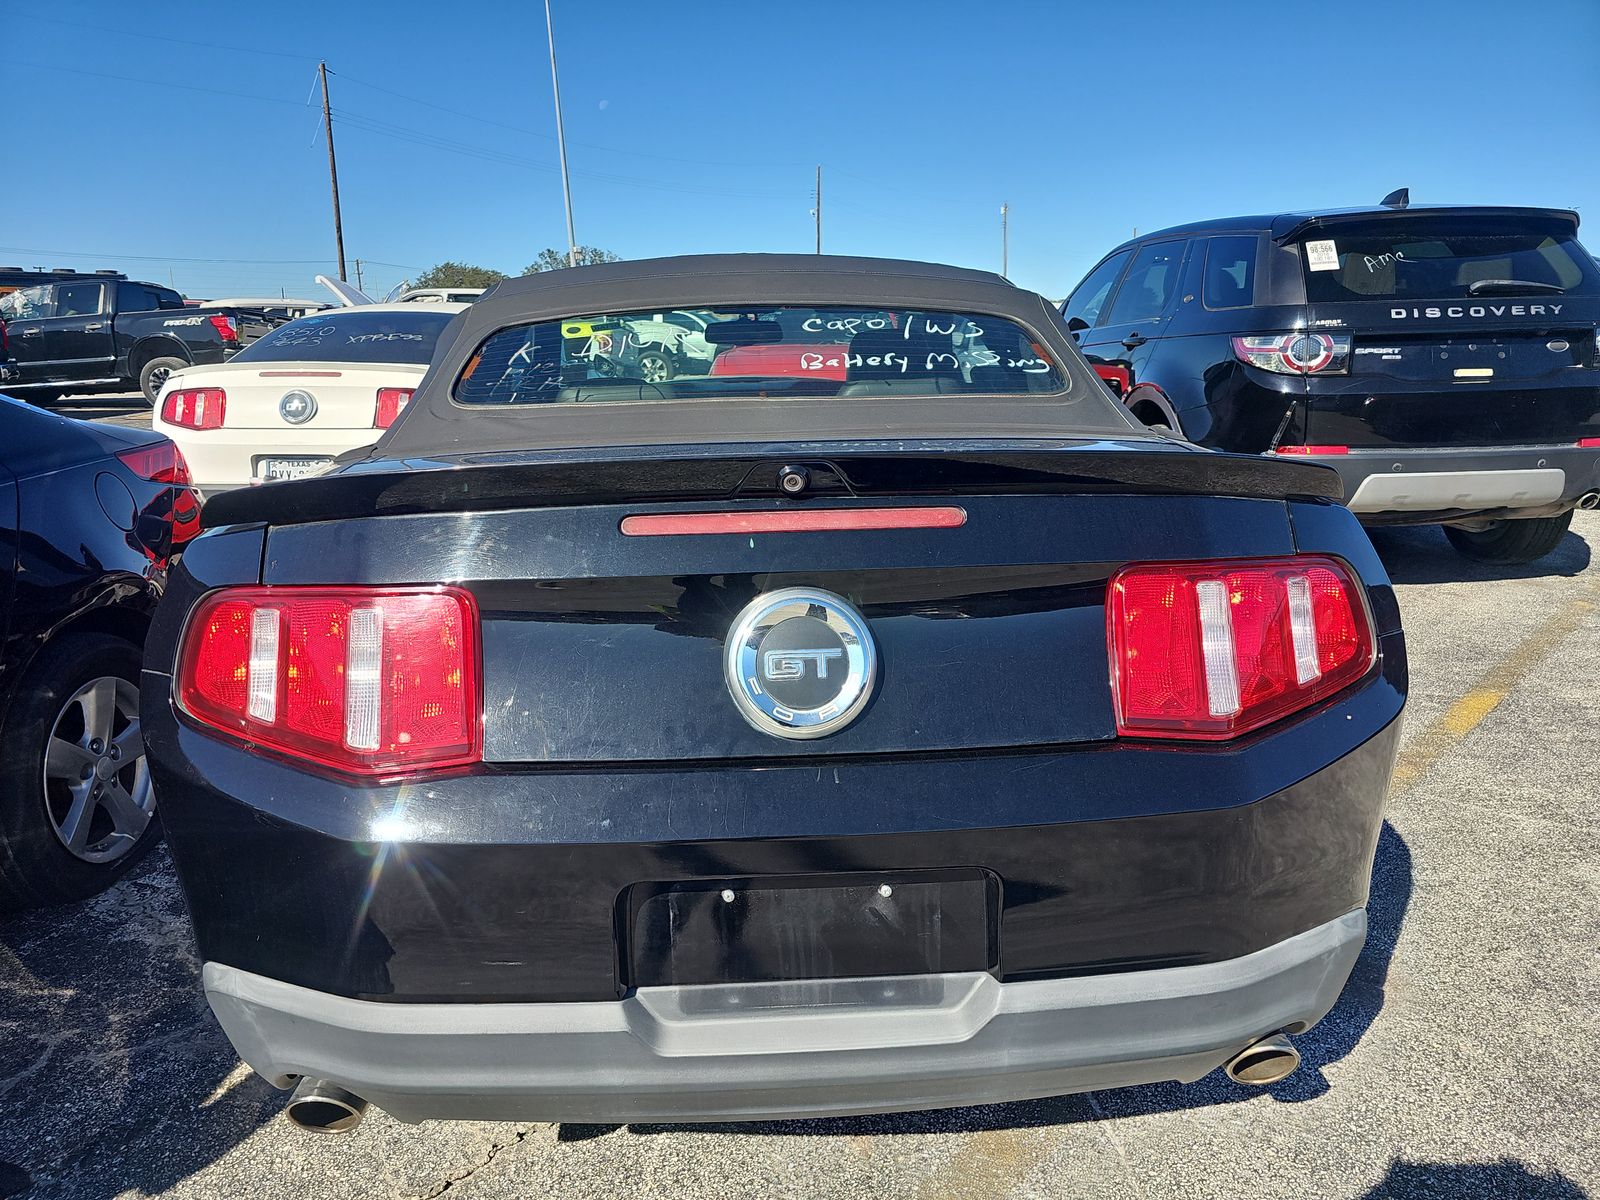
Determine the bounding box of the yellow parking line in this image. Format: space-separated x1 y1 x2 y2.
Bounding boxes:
1391 593 1595 788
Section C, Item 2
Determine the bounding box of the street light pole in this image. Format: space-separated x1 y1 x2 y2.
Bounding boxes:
544 0 579 268
1000 203 1009 279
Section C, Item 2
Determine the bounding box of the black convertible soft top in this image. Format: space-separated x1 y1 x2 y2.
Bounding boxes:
376 253 1140 456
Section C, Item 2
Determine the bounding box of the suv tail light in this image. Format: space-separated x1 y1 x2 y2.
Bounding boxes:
1232 333 1351 375
374 387 414 429
161 387 226 430
177 586 480 776
1108 557 1375 740
208 314 239 343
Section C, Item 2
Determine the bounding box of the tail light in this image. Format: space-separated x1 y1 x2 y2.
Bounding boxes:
208 314 239 343
1232 333 1351 375
1108 557 1375 740
1578 436 1600 448
161 387 226 430
374 387 414 429
116 441 192 486
1272 445 1350 456
177 586 480 776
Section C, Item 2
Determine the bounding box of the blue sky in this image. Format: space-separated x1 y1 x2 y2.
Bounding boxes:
6 0 1598 301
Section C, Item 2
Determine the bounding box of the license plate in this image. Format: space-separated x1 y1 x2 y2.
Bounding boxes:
255 456 332 481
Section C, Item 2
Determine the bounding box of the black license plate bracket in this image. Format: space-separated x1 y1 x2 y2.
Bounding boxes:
624 869 999 989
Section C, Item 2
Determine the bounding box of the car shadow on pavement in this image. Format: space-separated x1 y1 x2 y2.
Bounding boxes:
1368 524 1591 584
0 847 280 1199
617 820 1413 1145
1356 1158 1588 1198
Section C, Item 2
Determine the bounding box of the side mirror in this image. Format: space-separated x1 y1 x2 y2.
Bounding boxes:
1066 315 1090 335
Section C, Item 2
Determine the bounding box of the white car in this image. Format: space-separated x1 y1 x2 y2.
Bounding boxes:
621 310 720 381
153 303 467 493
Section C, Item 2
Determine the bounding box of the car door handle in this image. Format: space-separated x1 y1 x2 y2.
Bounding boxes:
16 327 41 336
1121 332 1147 349
83 322 106 331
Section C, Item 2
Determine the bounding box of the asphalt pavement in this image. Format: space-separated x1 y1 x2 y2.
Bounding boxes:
1 485 1595 1199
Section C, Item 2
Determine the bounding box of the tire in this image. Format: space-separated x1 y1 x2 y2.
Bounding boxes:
138 355 187 405
1443 511 1574 565
637 348 676 384
0 634 159 909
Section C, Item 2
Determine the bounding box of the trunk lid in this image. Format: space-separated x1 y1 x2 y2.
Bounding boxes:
1284 209 1600 447
242 440 1334 763
191 360 427 431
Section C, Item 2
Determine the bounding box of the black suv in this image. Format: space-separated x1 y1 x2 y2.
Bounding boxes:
1062 198 1600 563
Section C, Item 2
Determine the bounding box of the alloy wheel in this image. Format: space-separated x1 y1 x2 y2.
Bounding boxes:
42 676 154 864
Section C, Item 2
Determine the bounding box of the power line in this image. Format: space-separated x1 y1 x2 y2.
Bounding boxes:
12 62 303 107
0 245 420 268
9 12 318 60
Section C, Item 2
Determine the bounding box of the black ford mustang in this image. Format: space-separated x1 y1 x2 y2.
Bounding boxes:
145 255 1405 1132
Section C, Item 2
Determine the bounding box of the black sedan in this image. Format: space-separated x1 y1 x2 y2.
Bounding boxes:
145 255 1405 1132
0 395 197 909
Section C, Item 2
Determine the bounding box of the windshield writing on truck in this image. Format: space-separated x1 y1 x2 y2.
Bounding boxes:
454 306 1063 405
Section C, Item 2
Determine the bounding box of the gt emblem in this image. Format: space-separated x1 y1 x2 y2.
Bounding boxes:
763 648 842 681
725 589 877 740
279 390 317 424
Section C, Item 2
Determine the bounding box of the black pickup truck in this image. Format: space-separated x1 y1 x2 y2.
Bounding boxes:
0 277 260 404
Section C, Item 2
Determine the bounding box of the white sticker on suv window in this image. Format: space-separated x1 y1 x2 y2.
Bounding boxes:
1304 239 1340 272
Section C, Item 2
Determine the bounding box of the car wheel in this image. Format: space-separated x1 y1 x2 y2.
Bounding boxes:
139 356 187 405
637 349 676 384
0 634 159 909
1443 511 1574 564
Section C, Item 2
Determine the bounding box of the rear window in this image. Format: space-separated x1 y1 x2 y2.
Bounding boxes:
1298 216 1600 302
232 310 455 364
454 307 1064 405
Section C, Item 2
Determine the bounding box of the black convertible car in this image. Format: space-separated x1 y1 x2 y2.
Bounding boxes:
146 256 1405 1131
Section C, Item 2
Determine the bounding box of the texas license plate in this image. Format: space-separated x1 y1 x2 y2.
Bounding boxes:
255 456 332 481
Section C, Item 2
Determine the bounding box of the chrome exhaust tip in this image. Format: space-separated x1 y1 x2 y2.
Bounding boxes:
1224 1031 1301 1086
1576 491 1600 511
285 1077 369 1134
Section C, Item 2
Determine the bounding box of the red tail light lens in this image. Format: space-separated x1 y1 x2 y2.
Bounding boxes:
1232 333 1351 375
177 586 481 776
116 441 193 486
374 387 414 429
1578 436 1600 448
1108 557 1375 740
208 314 239 342
161 387 226 430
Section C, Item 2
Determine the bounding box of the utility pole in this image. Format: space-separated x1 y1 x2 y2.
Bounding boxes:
544 0 579 268
814 165 822 254
1000 203 1009 278
319 61 347 281
354 258 365 292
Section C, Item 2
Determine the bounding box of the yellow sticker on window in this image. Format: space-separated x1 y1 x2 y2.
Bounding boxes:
561 320 595 339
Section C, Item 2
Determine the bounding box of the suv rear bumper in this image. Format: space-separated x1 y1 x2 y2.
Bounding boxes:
1278 445 1600 520
205 909 1365 1124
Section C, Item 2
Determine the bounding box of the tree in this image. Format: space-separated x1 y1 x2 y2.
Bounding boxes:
412 261 509 290
521 246 621 274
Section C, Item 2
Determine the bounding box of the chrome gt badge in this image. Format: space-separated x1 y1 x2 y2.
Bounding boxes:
724 588 876 739
279 390 317 424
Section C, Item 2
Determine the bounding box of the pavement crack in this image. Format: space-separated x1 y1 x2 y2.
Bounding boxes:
411 1126 531 1199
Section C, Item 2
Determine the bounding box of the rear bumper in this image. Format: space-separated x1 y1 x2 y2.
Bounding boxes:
206 908 1365 1124
1280 445 1600 519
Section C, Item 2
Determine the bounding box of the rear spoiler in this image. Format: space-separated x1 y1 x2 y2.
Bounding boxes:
1272 206 1580 244
199 441 1344 531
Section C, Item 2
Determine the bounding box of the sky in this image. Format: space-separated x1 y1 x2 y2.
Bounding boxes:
5 0 1598 302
